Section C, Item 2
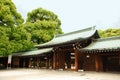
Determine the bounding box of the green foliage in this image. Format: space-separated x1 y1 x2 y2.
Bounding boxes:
0 1 63 56
0 26 34 56
98 28 120 38
24 8 63 44
24 21 57 44
27 8 61 24
0 26 11 56
0 0 33 56
9 26 34 52
0 0 24 27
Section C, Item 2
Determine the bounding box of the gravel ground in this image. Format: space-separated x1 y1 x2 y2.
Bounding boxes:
0 69 120 80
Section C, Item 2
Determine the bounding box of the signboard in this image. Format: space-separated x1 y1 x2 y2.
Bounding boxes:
8 55 12 64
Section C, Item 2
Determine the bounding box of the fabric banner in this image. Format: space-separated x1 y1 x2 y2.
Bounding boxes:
8 55 12 64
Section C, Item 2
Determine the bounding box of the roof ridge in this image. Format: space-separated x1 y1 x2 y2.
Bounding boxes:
93 36 120 42
56 26 95 37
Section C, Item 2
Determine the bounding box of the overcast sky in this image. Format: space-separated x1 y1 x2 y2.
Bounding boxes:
13 0 120 33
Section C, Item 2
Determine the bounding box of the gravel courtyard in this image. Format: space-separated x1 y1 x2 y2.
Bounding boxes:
0 69 120 80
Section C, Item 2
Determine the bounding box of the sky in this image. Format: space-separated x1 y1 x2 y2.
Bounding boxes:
13 0 120 33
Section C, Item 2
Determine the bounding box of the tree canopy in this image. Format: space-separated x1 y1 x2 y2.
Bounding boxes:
24 8 63 44
0 0 34 56
0 0 24 27
98 28 120 38
0 1 63 56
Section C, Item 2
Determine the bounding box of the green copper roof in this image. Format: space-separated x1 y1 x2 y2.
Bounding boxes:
36 27 99 48
13 48 53 56
80 36 120 51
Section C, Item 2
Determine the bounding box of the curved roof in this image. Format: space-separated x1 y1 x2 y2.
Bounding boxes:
36 26 99 49
80 36 120 52
13 48 53 56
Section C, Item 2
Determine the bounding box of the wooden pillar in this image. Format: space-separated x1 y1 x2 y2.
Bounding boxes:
74 48 79 71
95 55 103 72
58 51 65 69
51 57 53 69
99 56 103 71
46 57 49 69
29 58 32 68
53 52 57 70
95 55 99 72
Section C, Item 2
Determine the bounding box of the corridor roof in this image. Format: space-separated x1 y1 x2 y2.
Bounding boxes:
80 36 120 52
13 48 53 56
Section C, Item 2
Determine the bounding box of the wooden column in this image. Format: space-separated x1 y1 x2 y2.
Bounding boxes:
95 55 99 72
53 52 57 70
58 51 65 69
74 48 79 71
99 56 103 71
46 57 49 69
95 55 103 72
29 58 31 68
51 57 53 69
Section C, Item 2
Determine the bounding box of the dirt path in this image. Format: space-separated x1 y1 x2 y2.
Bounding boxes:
0 69 120 80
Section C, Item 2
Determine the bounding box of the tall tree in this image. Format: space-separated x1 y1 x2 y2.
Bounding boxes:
0 0 24 27
24 8 63 44
0 0 33 56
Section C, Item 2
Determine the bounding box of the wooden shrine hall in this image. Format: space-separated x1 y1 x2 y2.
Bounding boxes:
10 27 120 72
36 27 99 71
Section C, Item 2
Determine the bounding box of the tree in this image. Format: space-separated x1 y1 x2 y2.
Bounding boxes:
24 8 63 44
0 0 24 27
0 0 34 56
98 28 120 38
9 26 34 52
0 1 63 56
0 26 11 56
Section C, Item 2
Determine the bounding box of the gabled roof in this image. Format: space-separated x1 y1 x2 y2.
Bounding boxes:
12 48 53 56
36 27 99 49
80 36 120 52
